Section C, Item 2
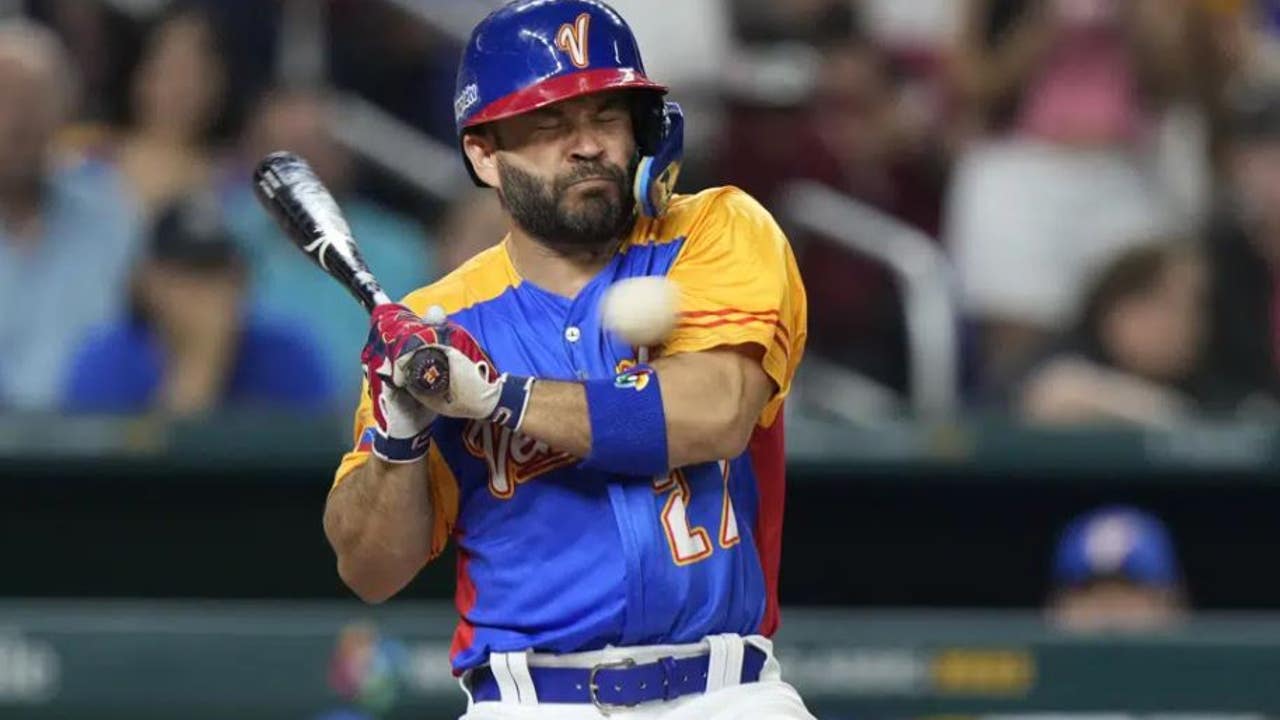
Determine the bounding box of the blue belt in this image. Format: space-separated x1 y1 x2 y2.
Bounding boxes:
469 646 767 711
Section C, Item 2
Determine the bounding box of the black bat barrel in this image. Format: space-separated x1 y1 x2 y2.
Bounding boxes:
252 151 390 313
252 151 452 398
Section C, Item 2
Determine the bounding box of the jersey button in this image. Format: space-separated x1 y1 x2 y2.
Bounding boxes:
564 326 581 343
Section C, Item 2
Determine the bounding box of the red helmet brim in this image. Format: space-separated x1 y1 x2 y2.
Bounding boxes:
462 68 667 129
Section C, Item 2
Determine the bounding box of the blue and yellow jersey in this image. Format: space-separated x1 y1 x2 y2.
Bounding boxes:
333 186 807 673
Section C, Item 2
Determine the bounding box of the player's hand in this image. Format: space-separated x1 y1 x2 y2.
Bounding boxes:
361 305 439 463
368 304 534 430
401 316 511 422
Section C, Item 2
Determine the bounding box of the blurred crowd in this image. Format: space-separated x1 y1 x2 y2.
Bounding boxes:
7 0 1280 426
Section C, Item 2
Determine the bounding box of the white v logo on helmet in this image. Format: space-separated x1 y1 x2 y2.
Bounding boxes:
556 13 591 68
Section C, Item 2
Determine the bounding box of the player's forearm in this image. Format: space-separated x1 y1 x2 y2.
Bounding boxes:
516 350 768 471
652 350 763 466
323 458 433 603
517 380 592 457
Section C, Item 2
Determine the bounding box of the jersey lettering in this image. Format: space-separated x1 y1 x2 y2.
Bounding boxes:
654 470 713 565
464 421 578 499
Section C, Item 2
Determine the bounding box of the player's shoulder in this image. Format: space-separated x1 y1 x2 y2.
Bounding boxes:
637 186 788 262
399 241 516 316
649 185 777 240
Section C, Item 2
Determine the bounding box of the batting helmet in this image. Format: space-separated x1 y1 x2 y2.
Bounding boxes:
454 0 684 218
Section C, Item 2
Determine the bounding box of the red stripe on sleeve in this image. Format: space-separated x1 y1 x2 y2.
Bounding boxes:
676 317 791 347
681 308 781 320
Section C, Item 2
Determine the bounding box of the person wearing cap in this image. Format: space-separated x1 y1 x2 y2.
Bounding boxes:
63 195 332 415
1047 505 1187 632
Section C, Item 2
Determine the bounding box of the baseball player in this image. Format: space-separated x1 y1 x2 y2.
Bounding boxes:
323 1 810 718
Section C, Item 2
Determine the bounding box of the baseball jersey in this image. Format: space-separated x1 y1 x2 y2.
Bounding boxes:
333 186 807 673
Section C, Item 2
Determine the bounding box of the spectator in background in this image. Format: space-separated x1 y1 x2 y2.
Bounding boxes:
327 1 460 146
720 15 949 393
947 0 1230 391
730 0 856 45
113 4 228 220
795 37 950 393
1203 81 1280 410
25 0 139 129
733 36 947 234
0 19 142 410
220 87 434 403
1018 242 1210 426
64 195 331 415
810 39 949 236
1048 506 1187 633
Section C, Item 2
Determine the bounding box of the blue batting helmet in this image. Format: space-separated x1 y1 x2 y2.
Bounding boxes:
454 0 684 218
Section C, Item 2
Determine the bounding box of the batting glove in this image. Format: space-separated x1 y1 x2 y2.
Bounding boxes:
361 305 440 463
373 307 534 431
367 304 535 434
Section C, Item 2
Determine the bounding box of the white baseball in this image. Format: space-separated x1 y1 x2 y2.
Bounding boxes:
423 305 447 324
601 276 679 346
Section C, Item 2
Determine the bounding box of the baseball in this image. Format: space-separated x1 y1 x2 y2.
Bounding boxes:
423 304 447 324
601 275 679 346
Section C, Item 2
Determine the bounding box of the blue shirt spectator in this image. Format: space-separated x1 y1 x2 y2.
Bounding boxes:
0 160 143 409
64 315 329 414
64 194 332 415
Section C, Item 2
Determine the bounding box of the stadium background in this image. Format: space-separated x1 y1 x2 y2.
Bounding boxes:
3 0 1280 717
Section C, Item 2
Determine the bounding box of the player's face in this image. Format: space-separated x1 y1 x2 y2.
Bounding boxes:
488 92 638 250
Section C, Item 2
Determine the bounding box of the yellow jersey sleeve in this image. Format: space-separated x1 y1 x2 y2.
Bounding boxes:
662 188 808 426
332 378 376 489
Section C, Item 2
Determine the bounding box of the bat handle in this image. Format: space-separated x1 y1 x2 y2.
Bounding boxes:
369 298 450 397
407 346 451 398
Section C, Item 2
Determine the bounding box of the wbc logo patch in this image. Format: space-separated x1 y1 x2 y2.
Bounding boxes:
556 12 591 68
615 367 653 392
356 427 376 453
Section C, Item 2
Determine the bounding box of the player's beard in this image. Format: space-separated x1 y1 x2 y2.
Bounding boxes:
497 157 636 253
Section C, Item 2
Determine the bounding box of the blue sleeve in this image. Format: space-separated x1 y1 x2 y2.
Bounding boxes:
63 324 160 414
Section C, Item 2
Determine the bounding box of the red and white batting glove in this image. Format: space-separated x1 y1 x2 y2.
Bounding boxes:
361 305 441 463
402 313 535 431
363 305 536 456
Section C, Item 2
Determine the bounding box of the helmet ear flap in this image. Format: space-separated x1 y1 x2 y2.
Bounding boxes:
633 93 665 157
633 100 684 218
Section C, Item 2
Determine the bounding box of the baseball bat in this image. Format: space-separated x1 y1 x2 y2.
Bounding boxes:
252 151 450 397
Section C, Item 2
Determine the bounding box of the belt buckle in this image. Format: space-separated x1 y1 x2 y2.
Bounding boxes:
588 657 638 716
